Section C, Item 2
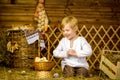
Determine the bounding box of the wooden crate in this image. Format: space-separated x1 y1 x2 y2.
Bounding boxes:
99 50 120 79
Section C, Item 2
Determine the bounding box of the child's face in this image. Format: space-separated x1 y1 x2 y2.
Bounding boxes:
62 23 77 40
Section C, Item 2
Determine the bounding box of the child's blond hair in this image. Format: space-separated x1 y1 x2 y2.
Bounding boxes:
61 16 78 29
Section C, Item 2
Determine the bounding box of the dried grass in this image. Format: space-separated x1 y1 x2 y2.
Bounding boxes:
0 66 110 80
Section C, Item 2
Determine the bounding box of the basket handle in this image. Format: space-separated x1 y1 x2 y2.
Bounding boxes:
38 33 41 57
44 33 50 61
38 32 51 61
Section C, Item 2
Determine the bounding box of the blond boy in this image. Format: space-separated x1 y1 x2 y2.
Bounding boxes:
53 16 92 77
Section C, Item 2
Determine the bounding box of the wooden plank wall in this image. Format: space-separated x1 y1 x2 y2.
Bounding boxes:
45 0 120 25
0 0 120 29
0 0 37 29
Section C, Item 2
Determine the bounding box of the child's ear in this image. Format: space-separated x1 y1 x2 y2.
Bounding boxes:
74 26 78 31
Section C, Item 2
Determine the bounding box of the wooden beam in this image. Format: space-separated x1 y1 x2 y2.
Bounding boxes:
0 15 33 21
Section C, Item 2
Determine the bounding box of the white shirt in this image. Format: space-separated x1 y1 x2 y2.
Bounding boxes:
53 37 92 70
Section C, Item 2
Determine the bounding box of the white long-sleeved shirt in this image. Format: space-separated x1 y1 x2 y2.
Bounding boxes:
53 37 92 70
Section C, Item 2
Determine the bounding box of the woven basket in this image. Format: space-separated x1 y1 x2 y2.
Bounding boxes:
34 61 55 71
34 33 55 71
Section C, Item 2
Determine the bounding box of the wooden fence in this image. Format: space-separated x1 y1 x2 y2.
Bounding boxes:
6 24 120 70
42 24 120 70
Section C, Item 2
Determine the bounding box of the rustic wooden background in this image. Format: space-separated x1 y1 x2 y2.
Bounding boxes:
0 0 120 28
0 0 120 70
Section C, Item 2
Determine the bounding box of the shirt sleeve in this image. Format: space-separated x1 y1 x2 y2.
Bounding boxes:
76 37 92 57
53 38 68 58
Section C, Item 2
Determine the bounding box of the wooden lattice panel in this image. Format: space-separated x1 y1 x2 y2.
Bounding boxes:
40 24 120 70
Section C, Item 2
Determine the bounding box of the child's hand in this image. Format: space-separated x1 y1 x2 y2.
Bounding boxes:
67 49 77 57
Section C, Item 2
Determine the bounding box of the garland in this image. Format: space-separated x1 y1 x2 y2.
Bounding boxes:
34 0 49 32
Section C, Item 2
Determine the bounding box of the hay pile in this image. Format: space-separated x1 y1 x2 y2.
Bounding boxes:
104 51 120 64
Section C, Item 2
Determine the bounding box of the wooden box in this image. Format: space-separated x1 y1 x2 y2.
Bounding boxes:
99 50 120 79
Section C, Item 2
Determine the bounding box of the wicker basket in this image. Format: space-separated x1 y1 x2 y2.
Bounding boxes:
34 61 55 71
34 33 55 71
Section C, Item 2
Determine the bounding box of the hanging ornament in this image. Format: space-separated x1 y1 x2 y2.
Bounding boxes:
38 0 44 4
34 0 49 32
